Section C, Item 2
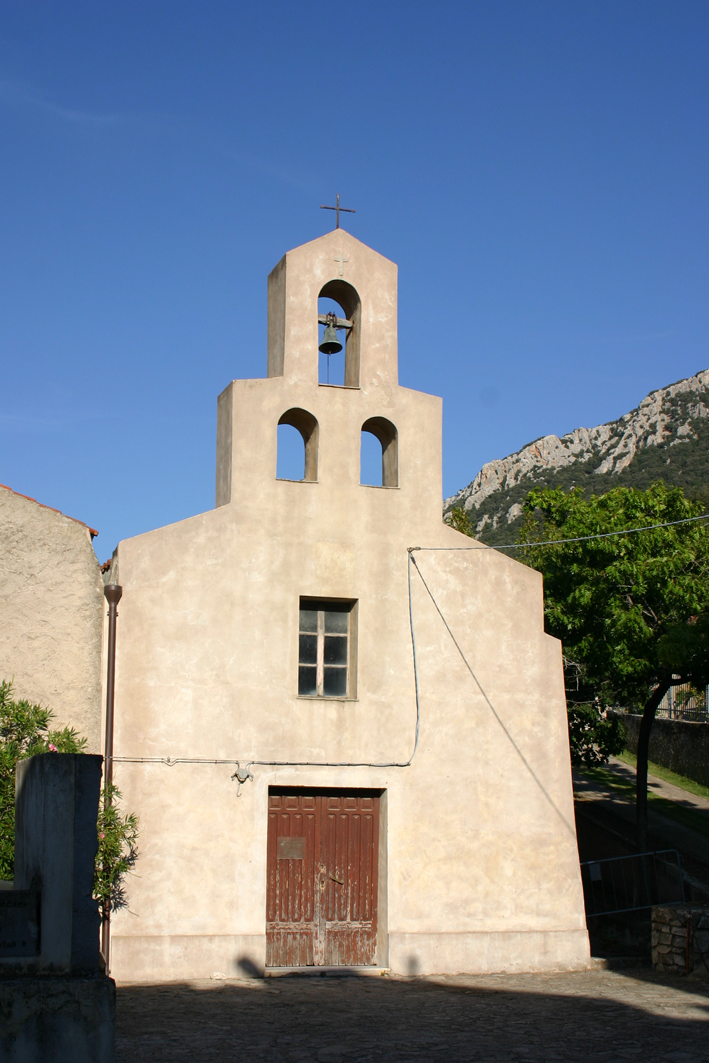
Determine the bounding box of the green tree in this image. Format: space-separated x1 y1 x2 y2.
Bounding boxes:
567 703 627 766
0 680 138 907
444 507 476 537
518 482 709 850
0 679 86 880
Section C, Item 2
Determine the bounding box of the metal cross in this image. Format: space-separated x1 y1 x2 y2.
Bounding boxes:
333 252 349 277
320 193 355 229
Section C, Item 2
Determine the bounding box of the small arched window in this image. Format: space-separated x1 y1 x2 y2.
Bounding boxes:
360 417 398 488
318 280 361 388
277 408 318 482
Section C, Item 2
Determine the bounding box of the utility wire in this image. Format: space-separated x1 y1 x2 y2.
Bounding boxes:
113 552 423 775
409 551 575 836
115 512 705 779
426 511 709 552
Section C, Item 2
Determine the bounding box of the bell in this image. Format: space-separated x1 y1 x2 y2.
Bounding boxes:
319 323 342 355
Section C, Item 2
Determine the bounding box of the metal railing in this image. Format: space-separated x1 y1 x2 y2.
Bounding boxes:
657 682 709 722
580 850 685 918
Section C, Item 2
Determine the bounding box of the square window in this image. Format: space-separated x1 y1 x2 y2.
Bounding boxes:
298 599 356 699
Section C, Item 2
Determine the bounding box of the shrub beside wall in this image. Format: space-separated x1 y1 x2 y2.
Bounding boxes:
618 713 709 788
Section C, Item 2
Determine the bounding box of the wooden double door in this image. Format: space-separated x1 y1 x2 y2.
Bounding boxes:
266 788 380 967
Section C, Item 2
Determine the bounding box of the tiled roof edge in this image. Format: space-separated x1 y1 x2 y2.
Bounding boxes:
0 483 99 538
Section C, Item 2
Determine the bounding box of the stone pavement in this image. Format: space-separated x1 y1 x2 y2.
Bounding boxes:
116 967 709 1062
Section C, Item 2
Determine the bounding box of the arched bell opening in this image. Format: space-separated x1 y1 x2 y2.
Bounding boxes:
277 408 319 482
318 280 360 388
360 416 398 488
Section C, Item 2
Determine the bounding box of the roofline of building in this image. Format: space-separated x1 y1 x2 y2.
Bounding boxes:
0 483 99 538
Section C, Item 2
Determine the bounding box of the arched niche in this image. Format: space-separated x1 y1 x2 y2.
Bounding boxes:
361 416 398 488
318 280 361 388
277 408 319 482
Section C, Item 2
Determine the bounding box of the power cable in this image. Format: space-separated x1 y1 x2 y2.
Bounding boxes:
427 511 709 552
116 509 703 783
408 551 575 836
113 551 422 776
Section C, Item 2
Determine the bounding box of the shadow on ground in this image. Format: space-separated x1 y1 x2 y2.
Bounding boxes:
116 967 709 1063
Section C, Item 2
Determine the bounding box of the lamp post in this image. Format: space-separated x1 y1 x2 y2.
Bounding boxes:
101 582 122 974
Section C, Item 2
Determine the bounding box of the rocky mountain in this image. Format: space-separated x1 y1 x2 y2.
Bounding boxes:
444 368 709 546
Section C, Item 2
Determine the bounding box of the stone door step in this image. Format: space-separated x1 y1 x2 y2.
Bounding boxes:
265 965 390 978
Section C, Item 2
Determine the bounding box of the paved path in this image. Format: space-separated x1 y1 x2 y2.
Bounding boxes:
572 768 709 864
116 968 709 1062
606 757 709 816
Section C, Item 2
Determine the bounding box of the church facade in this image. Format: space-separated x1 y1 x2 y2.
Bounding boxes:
108 230 590 980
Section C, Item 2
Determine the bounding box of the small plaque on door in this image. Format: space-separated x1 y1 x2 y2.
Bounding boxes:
278 836 306 860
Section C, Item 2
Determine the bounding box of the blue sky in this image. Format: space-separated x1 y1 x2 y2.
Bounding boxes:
1 1 707 560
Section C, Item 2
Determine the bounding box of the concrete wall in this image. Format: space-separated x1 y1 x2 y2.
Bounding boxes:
0 976 115 1063
108 230 589 979
13 754 103 972
0 753 114 1062
0 486 104 752
621 713 709 787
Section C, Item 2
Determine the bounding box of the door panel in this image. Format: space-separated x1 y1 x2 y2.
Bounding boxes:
266 793 318 967
266 789 380 967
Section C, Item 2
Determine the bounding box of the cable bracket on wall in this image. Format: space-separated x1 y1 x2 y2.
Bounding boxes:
231 762 254 796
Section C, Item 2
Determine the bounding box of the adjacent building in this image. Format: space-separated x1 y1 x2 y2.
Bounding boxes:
0 483 104 751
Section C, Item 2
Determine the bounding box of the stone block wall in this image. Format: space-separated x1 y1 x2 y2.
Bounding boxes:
652 905 709 976
618 713 709 788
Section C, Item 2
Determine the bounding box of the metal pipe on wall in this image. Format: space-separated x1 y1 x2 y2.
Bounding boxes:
101 582 122 975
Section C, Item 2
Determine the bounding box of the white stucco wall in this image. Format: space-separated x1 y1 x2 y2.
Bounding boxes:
109 231 589 979
0 486 104 752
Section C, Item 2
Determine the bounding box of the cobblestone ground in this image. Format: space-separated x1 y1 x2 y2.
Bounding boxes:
116 967 709 1063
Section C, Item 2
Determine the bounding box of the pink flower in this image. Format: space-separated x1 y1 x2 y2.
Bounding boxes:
100 833 105 840
48 743 58 753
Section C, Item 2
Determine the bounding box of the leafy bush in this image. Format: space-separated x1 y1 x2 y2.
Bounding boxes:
0 679 86 880
0 680 138 910
95 783 139 913
444 507 476 536
567 704 627 766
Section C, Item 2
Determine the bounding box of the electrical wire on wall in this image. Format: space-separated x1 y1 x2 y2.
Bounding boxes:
112 550 423 785
408 549 575 836
405 510 709 827
113 513 709 793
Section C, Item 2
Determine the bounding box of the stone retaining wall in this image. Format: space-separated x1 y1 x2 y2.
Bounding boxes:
652 905 709 976
0 976 115 1063
617 713 709 787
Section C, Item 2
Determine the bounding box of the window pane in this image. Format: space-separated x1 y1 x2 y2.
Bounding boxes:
299 633 317 664
324 610 348 634
299 609 318 633
324 635 348 665
298 666 317 696
323 667 347 697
